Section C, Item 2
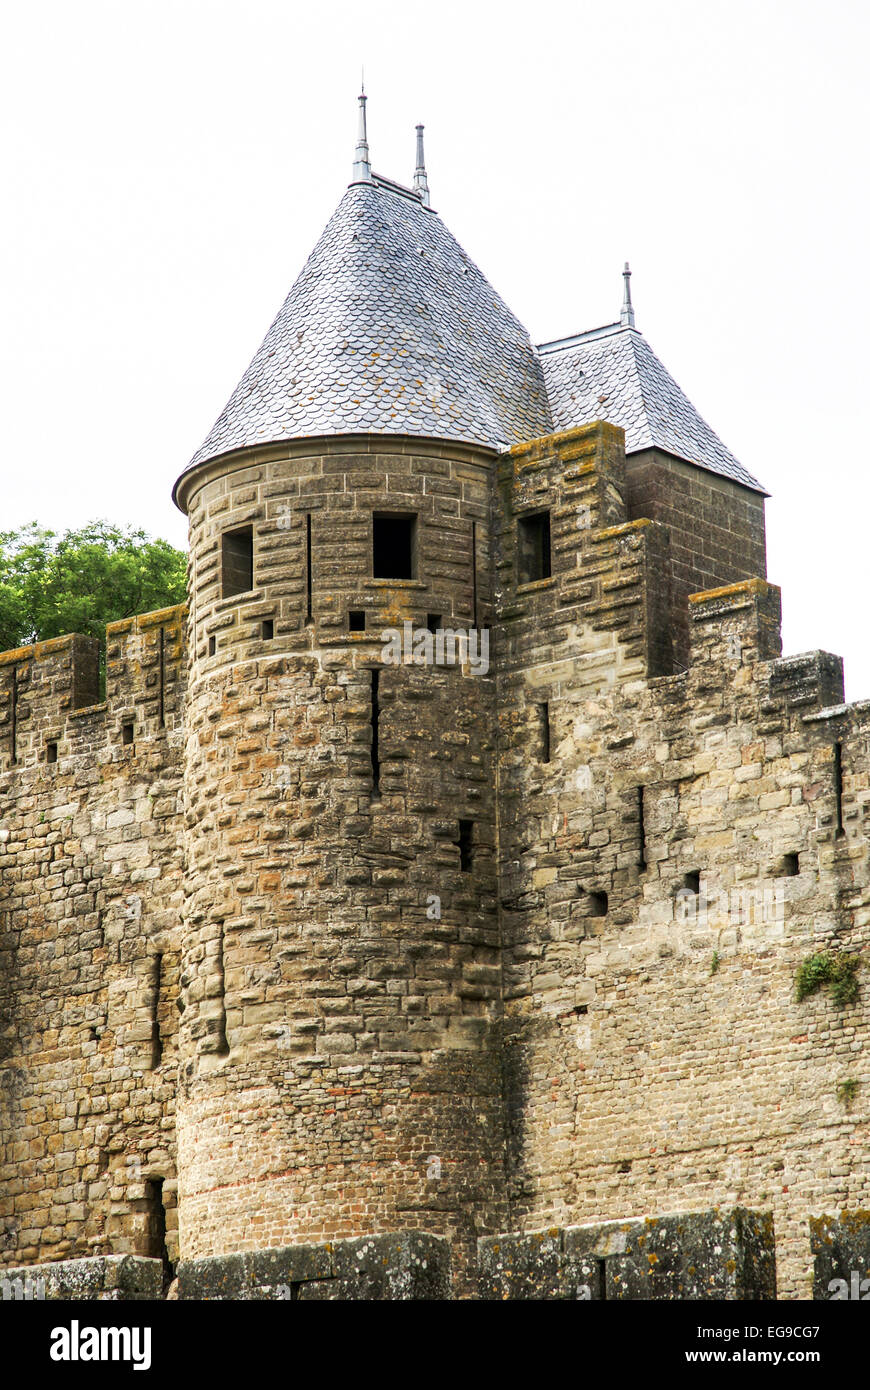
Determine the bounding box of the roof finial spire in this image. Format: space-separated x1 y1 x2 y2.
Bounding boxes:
620 261 636 328
352 85 372 184
413 124 430 206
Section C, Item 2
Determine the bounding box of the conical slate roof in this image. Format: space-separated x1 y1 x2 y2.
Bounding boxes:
183 177 552 475
539 323 764 492
181 170 763 497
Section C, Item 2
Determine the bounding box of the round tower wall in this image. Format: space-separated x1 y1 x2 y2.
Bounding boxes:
175 437 505 1286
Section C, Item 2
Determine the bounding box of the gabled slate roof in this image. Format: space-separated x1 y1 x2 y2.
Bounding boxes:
538 323 764 493
182 177 551 478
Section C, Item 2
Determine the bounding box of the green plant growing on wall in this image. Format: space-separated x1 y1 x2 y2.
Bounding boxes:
710 950 721 975
795 951 861 1007
836 1079 859 1109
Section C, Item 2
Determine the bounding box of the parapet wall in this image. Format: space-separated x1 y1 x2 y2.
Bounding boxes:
478 1207 776 1300
0 605 186 1270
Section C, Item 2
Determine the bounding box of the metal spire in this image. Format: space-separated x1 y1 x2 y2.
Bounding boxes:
620 261 636 328
352 85 372 184
413 123 430 206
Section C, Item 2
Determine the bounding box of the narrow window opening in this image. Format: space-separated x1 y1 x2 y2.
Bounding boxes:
637 785 647 870
10 667 17 766
684 870 701 894
834 741 845 837
471 520 478 627
150 953 164 1069
46 741 58 764
517 510 551 585
457 819 473 872
426 613 441 634
208 636 216 657
214 924 229 1056
305 513 313 623
158 626 166 729
261 618 274 641
781 852 800 877
221 526 254 598
143 1178 174 1290
373 514 416 579
349 610 366 632
370 669 380 799
122 723 134 746
538 702 550 763
587 889 608 917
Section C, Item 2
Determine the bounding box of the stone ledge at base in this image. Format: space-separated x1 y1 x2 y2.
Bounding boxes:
177 1232 451 1300
479 1208 776 1300
810 1212 870 1300
0 1255 163 1301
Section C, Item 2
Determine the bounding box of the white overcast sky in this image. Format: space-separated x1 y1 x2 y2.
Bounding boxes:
2 0 868 696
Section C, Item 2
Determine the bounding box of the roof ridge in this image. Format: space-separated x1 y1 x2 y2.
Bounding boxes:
624 328 658 447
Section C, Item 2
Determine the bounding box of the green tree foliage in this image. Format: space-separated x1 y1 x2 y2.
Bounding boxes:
0 522 187 653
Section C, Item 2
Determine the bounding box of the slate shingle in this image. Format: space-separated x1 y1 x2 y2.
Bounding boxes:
182 178 552 478
183 179 763 498
538 324 764 493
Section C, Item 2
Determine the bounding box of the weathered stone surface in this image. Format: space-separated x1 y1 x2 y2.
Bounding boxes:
178 1231 450 1300
0 1254 162 1300
810 1212 870 1299
478 1228 601 1300
480 1209 775 1300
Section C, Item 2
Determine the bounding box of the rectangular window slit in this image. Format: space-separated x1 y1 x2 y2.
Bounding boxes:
518 510 551 584
349 610 366 632
426 613 441 634
221 526 254 598
158 626 166 728
370 669 380 798
261 619 274 640
457 819 473 872
10 668 17 766
143 1178 174 1290
208 636 216 657
637 785 647 870
215 924 229 1056
834 740 844 836
306 513 313 623
122 723 134 746
471 520 478 627
538 702 550 763
46 741 58 764
151 952 164 1069
373 513 416 579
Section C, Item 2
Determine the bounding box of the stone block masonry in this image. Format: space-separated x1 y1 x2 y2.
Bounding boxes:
478 1208 776 1299
178 1231 450 1299
0 420 868 1299
0 607 185 1270
0 1254 162 1300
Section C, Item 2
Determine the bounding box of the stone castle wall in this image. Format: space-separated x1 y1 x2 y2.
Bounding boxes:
0 607 186 1269
0 419 866 1299
495 426 869 1299
175 436 508 1291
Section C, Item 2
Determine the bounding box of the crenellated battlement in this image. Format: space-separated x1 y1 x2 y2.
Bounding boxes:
0 604 187 771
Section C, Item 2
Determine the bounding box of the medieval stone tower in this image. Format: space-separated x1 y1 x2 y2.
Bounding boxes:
1 97 868 1301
